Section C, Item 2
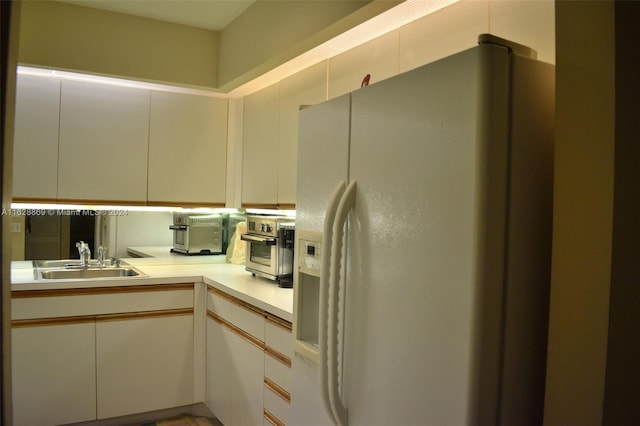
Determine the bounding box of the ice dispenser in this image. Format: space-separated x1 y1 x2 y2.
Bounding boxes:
293 230 323 364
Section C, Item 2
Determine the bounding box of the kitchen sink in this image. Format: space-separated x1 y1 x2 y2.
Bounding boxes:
38 267 144 280
33 259 147 280
33 259 117 268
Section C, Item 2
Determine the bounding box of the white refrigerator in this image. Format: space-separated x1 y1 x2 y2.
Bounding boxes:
291 35 555 426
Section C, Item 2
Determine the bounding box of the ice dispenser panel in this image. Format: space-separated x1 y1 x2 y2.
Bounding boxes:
294 230 323 364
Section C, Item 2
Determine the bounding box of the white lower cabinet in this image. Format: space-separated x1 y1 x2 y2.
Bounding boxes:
12 321 97 426
206 289 265 426
11 281 291 426
206 316 232 425
96 312 194 419
206 288 292 426
263 317 292 426
230 329 266 426
11 284 195 425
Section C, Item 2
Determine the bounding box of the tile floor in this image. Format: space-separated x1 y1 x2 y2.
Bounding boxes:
65 404 222 426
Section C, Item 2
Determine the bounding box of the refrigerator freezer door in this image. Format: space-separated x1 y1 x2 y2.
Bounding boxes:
292 94 351 426
295 95 352 233
343 44 512 425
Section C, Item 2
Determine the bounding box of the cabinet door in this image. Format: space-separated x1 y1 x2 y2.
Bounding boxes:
148 92 228 206
12 321 97 426
230 330 265 426
58 80 150 203
206 315 232 425
96 312 194 419
242 84 279 207
207 289 266 425
277 62 327 207
12 74 60 201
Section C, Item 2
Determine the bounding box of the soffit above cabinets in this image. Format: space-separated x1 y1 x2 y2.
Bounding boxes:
56 0 256 31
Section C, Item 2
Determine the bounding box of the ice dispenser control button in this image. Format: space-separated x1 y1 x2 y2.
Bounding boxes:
307 245 316 256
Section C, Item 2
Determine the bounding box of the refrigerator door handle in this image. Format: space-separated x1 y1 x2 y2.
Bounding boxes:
328 179 357 426
320 180 346 425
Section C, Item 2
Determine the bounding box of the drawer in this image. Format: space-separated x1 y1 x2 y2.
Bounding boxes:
265 315 292 359
265 352 291 393
207 288 264 340
12 284 194 320
264 383 290 426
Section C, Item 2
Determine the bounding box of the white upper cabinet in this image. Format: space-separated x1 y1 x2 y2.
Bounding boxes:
242 62 327 208
277 62 327 207
12 74 61 201
148 92 228 206
242 84 280 207
58 80 150 203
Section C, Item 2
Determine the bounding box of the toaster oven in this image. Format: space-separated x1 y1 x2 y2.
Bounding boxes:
241 215 295 287
170 213 223 255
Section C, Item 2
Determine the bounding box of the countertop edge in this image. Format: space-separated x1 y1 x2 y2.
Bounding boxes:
10 261 293 323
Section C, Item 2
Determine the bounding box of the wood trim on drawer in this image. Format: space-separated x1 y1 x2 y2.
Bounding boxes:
96 308 193 322
12 315 95 328
276 203 296 210
146 200 225 208
207 310 265 351
264 377 291 403
11 197 59 204
264 409 286 426
12 283 194 299
12 308 193 328
208 286 264 317
241 203 279 210
208 286 292 326
265 345 291 368
265 313 292 332
56 198 148 206
241 203 296 211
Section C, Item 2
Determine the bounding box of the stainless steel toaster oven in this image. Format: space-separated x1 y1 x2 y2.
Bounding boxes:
170 213 223 255
241 215 295 287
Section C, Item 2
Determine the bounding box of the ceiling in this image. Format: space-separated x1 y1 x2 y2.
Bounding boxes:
57 0 256 31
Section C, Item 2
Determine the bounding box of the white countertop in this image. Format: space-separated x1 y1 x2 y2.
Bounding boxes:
127 246 229 263
11 247 294 322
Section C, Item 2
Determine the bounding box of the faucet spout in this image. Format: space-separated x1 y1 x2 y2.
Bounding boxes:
76 241 91 267
97 246 108 268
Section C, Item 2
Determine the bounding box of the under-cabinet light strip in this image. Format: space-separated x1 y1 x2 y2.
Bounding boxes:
16 65 233 98
9 202 241 214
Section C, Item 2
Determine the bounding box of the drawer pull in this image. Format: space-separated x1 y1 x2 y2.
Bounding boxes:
264 377 290 403
264 409 285 426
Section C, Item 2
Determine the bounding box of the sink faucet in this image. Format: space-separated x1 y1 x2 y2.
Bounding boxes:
76 241 91 267
97 246 108 268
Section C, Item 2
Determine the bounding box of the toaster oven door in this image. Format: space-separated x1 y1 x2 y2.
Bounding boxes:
170 225 188 252
241 234 279 278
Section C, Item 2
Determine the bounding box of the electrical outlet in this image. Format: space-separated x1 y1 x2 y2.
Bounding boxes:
11 222 21 233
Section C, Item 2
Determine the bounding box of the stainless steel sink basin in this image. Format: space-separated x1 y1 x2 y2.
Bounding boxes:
38 267 145 280
33 259 114 268
33 259 147 280
34 259 84 268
